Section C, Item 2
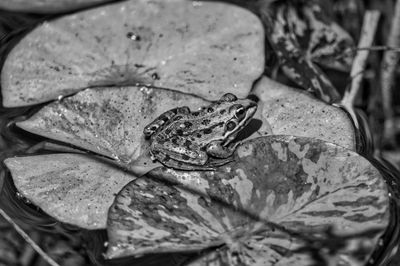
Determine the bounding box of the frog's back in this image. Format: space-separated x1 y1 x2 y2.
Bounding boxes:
143 106 191 138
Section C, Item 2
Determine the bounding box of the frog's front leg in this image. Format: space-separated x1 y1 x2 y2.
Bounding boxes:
206 140 238 158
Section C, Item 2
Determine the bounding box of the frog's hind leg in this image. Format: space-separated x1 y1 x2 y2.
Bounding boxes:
143 106 190 137
152 141 208 165
152 148 233 171
153 149 215 171
173 157 233 171
206 157 234 167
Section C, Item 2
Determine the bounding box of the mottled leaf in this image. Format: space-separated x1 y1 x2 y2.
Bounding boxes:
189 227 382 266
106 177 251 258
17 76 357 170
17 86 208 164
267 0 354 103
4 153 134 229
280 59 340 103
11 77 358 230
106 136 389 265
299 1 354 70
252 76 356 150
1 0 264 107
0 0 113 13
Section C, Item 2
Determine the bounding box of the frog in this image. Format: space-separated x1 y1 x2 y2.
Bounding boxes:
143 93 258 170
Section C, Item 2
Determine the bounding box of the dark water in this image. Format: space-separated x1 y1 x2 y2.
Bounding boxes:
339 105 400 266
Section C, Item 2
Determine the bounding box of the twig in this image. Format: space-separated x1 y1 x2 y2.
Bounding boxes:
0 208 60 266
341 10 380 108
381 0 400 146
335 46 400 61
20 231 39 266
356 46 400 53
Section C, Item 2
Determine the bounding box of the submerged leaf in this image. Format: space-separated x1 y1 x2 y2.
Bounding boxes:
4 153 134 229
1 0 264 107
107 136 389 265
267 0 354 103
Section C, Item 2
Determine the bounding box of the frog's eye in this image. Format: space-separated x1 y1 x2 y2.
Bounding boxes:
220 93 237 102
235 106 246 120
226 121 237 131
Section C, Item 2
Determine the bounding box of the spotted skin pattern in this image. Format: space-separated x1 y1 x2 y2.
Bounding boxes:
143 93 257 170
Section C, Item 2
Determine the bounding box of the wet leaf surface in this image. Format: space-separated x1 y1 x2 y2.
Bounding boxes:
188 227 383 266
1 0 264 107
252 77 356 150
0 0 113 13
4 153 134 229
267 0 354 103
17 86 209 163
106 136 389 265
9 78 358 230
17 76 356 169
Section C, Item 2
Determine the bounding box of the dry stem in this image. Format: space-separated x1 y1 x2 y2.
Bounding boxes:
0 208 60 266
341 10 380 107
381 0 400 145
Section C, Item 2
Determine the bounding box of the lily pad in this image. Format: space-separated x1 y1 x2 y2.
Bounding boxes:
0 0 112 13
188 227 382 266
1 0 264 107
10 79 357 229
17 86 209 163
4 153 134 229
17 76 356 169
106 136 389 265
252 76 356 150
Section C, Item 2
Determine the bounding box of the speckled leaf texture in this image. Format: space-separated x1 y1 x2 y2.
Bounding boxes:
8 77 357 229
4 154 133 229
0 0 113 13
252 77 356 150
106 136 389 265
1 0 264 107
16 77 356 166
267 0 354 103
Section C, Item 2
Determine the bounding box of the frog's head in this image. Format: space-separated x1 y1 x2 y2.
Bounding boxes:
214 93 257 141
